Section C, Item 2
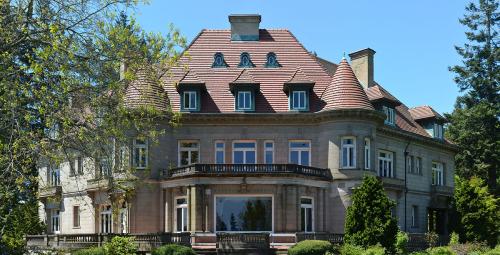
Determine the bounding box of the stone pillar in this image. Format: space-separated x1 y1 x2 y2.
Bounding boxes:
164 188 171 232
186 186 191 232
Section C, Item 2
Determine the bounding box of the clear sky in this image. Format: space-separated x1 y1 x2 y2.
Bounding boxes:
135 0 471 114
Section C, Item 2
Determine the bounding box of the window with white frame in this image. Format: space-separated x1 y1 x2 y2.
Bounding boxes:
415 157 422 175
100 205 112 233
233 141 256 164
364 138 371 170
182 91 198 111
215 141 225 164
51 209 60 233
264 141 274 164
48 166 61 186
133 138 148 169
175 197 188 232
289 141 311 166
432 162 444 186
383 106 396 125
341 137 356 168
291 90 307 110
433 123 444 139
98 157 112 177
179 141 199 166
378 150 394 178
236 91 252 110
300 197 313 232
407 155 413 173
411 205 418 227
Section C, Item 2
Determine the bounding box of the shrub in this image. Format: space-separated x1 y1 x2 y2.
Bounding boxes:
426 246 455 255
340 244 365 255
450 242 490 255
396 231 409 254
449 232 460 246
364 245 385 255
152 244 196 255
72 246 105 255
103 236 137 255
483 245 500 255
288 240 334 255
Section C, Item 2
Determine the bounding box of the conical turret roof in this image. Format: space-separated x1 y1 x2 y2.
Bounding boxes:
124 68 169 111
321 58 374 111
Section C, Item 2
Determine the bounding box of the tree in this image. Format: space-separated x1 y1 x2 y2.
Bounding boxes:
0 1 185 254
447 0 499 193
344 175 399 253
453 177 499 247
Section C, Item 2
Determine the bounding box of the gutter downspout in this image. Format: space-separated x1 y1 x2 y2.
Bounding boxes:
404 141 411 232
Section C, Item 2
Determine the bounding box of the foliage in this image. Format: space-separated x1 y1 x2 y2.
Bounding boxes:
288 240 334 255
446 0 499 193
396 231 409 254
338 244 385 255
449 232 460 246
72 246 106 255
483 246 500 255
450 242 491 255
344 175 399 253
426 232 440 248
103 236 137 255
0 0 185 254
426 246 455 255
453 177 499 247
152 244 196 255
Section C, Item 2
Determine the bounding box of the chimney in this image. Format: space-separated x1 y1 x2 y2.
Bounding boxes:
229 14 261 41
348 48 375 89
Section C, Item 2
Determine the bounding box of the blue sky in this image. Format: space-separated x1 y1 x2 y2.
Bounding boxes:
135 0 470 114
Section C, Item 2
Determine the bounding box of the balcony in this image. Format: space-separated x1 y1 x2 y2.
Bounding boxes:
430 185 454 196
430 185 453 209
162 164 332 180
86 178 111 192
39 185 62 198
379 176 405 191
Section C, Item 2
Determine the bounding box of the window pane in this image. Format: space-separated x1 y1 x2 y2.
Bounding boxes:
265 151 273 164
290 151 299 164
234 142 255 148
290 142 309 148
300 151 309 166
265 142 273 148
306 208 312 232
176 208 183 231
234 151 244 164
301 198 312 204
216 142 224 148
216 151 224 164
191 151 199 164
216 197 272 231
180 151 189 166
245 151 256 164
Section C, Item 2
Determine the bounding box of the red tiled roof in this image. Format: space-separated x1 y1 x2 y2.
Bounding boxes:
365 83 401 105
230 69 258 84
408 105 445 121
125 68 169 111
162 29 333 113
179 70 204 84
285 68 315 84
320 58 374 111
395 104 431 137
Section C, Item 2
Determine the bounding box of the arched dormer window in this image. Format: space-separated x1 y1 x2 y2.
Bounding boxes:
238 52 255 68
265 52 280 68
212 52 228 68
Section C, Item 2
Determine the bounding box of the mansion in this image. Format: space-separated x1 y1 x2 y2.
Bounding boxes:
37 14 456 248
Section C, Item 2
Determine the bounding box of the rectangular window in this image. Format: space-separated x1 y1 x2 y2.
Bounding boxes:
215 196 272 232
407 155 414 173
264 141 274 164
233 141 256 164
182 91 198 111
433 124 443 139
77 156 83 175
133 138 148 169
179 141 199 166
48 166 61 186
415 157 422 175
175 197 188 232
73 206 80 228
289 141 311 166
215 141 225 164
300 197 313 232
98 157 112 177
291 90 307 110
383 106 395 125
341 137 356 168
432 162 444 186
411 205 418 227
378 150 394 178
237 91 252 110
51 209 60 233
100 205 112 233
364 138 371 170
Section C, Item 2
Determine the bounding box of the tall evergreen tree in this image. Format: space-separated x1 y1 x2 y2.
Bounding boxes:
447 0 499 193
344 175 399 253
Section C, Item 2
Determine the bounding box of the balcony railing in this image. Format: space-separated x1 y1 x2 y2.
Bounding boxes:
162 164 332 180
25 232 191 252
39 185 62 198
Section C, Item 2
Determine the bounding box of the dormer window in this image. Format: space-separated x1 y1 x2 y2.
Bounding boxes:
383 106 396 125
212 52 227 68
238 52 255 68
181 91 199 111
433 123 444 139
265 52 280 68
290 90 308 111
236 90 254 111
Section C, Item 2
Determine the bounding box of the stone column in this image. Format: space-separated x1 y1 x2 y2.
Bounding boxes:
164 188 171 232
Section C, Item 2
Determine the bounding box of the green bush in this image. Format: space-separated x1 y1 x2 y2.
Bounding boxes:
364 245 385 255
103 236 137 255
288 240 334 255
483 245 500 255
449 232 460 246
72 246 105 255
450 242 490 255
426 246 455 255
396 231 409 254
152 244 196 255
340 244 365 255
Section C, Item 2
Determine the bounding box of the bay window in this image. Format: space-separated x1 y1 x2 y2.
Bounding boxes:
289 141 311 166
178 141 199 166
378 150 394 178
341 137 356 168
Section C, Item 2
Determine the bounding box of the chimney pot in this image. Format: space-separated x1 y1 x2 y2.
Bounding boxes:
348 48 376 89
229 14 261 41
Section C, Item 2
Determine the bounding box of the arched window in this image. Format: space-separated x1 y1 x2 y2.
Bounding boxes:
265 52 280 67
212 52 227 68
238 52 254 68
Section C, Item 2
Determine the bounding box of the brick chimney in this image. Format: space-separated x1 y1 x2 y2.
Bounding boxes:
229 14 261 41
348 48 376 89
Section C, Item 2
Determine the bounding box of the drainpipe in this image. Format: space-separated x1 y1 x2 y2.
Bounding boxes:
404 141 411 232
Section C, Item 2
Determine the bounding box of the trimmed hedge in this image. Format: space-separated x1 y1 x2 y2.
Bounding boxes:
288 240 334 255
72 246 105 255
152 244 196 255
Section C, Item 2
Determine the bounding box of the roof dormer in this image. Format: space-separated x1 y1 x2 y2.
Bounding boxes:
409 106 447 139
